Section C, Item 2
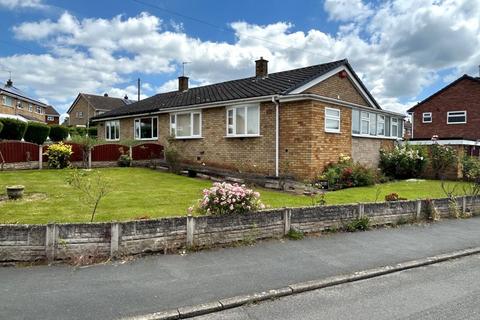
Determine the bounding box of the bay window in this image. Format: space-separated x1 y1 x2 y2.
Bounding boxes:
391 118 399 137
361 111 370 134
226 104 260 136
377 115 385 136
170 112 201 138
352 108 402 138
105 120 120 141
135 117 158 140
352 109 360 134
325 107 341 133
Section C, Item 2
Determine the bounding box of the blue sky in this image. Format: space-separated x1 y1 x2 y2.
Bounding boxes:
1 0 479 117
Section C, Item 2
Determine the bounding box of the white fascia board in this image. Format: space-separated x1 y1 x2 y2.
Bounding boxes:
408 139 478 146
288 65 379 110
91 95 275 122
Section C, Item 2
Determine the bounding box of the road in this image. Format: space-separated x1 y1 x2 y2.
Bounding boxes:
1 217 480 320
194 254 480 320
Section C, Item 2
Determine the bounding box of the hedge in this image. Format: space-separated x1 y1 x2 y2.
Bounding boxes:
24 122 51 145
87 127 97 137
0 118 28 141
49 125 69 142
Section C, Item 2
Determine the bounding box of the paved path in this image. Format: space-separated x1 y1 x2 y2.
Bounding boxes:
2 218 480 320
194 253 480 320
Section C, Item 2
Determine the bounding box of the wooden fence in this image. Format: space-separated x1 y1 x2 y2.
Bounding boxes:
0 140 164 168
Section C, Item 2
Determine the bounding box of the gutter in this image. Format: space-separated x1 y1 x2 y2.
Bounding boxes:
272 95 280 177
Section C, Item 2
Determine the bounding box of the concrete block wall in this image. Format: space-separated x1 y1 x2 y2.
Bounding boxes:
1 195 480 263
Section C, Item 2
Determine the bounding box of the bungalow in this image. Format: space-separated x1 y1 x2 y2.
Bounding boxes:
92 58 404 180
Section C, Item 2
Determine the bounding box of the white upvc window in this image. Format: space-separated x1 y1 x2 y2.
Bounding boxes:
47 116 54 121
35 106 42 114
134 116 158 140
377 115 385 136
28 104 33 112
391 118 399 137
17 101 23 109
422 112 432 123
360 111 370 135
76 111 83 118
324 107 340 133
447 111 466 124
105 120 120 141
2 95 13 107
226 104 260 137
170 111 201 138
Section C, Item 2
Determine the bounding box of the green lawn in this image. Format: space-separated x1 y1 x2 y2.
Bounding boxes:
0 167 471 224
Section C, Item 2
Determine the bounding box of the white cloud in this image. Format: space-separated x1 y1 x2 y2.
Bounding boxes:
0 0 45 9
2 1 480 116
324 0 373 22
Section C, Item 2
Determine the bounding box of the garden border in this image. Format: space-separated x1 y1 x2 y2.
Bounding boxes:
1 196 479 263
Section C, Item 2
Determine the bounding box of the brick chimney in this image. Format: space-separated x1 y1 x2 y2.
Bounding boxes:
103 93 108 97
255 57 268 78
6 79 13 87
178 76 189 91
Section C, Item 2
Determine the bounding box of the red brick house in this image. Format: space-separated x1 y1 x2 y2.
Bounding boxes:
92 58 404 180
407 74 480 156
45 105 60 125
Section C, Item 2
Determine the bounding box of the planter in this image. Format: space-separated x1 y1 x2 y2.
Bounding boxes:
6 185 25 200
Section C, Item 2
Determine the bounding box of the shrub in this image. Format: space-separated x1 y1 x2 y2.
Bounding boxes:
428 144 457 179
286 228 304 240
384 193 407 201
0 121 3 134
24 122 50 145
345 216 370 232
88 127 98 138
190 182 265 215
45 142 73 168
49 125 69 142
461 156 480 181
319 154 375 189
74 127 87 137
0 118 28 140
379 144 427 179
117 154 132 167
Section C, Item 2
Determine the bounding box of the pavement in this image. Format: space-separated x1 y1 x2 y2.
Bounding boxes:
2 217 480 320
193 253 480 320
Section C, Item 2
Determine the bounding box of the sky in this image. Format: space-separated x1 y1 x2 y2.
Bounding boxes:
0 0 479 120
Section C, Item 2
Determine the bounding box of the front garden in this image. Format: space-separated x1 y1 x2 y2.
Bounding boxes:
0 167 472 224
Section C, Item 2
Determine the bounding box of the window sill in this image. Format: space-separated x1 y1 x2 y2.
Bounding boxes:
105 139 120 142
325 130 341 134
134 138 159 141
447 122 466 125
224 134 262 138
352 134 401 140
174 136 203 140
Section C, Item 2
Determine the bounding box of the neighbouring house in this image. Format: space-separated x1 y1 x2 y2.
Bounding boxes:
0 78 49 123
45 105 60 125
407 74 480 178
67 93 134 127
92 58 404 180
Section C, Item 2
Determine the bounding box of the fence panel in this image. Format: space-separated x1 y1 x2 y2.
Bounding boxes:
91 144 127 162
0 141 39 163
132 143 164 160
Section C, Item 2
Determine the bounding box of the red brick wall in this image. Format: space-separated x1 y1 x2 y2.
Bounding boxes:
411 78 480 140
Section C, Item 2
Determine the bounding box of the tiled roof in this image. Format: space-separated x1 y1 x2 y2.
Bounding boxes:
0 82 47 107
45 105 60 116
81 94 134 111
93 59 374 120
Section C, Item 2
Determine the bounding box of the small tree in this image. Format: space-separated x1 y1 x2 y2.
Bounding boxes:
429 144 457 179
67 170 110 222
70 135 98 168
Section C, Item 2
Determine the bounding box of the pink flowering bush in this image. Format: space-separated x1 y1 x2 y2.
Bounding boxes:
189 182 265 215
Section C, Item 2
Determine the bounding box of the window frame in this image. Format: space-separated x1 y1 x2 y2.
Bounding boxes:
47 116 54 121
225 104 260 137
324 107 341 133
360 111 370 135
422 112 432 123
134 116 159 140
76 111 84 118
447 111 467 125
105 120 120 141
28 104 33 112
169 111 202 139
391 117 399 137
377 115 385 136
2 95 13 107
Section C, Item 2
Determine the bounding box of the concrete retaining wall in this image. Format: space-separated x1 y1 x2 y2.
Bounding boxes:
1 196 480 263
